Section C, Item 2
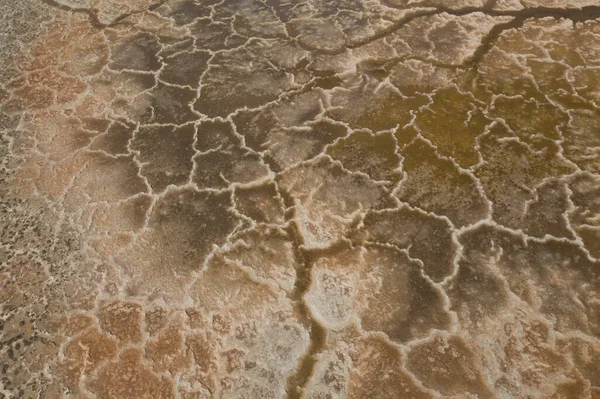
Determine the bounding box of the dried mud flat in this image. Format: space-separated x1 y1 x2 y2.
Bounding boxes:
1 0 600 398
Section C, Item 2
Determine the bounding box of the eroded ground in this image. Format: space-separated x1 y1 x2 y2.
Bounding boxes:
1 0 600 398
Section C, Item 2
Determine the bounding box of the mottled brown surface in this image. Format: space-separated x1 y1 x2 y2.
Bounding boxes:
1 0 600 398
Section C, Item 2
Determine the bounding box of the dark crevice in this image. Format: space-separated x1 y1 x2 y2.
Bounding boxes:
311 5 600 59
463 5 600 69
38 0 105 28
276 188 327 399
461 15 525 70
38 0 169 28
309 5 600 75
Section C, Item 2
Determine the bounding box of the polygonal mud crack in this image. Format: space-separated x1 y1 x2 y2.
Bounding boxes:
3 1 600 397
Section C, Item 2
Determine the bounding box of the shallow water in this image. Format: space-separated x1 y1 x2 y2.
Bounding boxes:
1 0 600 398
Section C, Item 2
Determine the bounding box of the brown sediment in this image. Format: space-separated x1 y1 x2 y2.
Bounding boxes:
3 0 600 397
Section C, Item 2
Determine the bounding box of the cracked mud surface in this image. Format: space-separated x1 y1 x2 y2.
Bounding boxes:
1 0 600 398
